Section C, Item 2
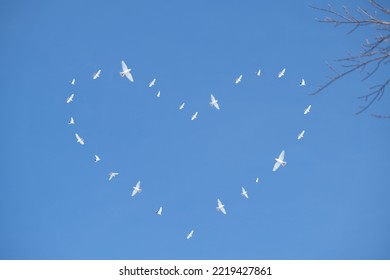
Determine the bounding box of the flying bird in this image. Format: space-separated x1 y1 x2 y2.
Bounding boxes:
156 90 161 97
257 69 261 76
278 68 286 78
186 230 194 239
273 150 287 172
156 206 163 216
93 69 101 80
304 105 311 115
94 155 100 163
71 78 75 85
179 102 185 110
66 93 74 104
109 172 119 181
68 117 75 125
209 94 220 110
300 79 306 86
75 133 84 145
297 130 305 140
241 187 249 199
149 78 156 87
255 177 260 183
235 74 242 84
120 60 134 82
132 180 141 197
191 112 198 121
216 199 226 215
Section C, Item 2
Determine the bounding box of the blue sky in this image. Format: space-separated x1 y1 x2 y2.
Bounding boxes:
1 0 389 260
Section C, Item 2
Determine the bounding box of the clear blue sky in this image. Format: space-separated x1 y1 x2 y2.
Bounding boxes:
1 0 389 260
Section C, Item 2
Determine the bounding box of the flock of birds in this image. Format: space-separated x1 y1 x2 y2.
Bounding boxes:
65 61 311 240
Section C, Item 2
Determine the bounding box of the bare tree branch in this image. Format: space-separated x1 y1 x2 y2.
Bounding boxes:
311 1 390 116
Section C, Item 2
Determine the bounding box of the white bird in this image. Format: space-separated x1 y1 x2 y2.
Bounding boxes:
156 206 163 216
149 78 156 87
94 155 100 163
257 69 261 76
300 78 306 86
216 198 226 215
75 133 84 145
304 105 311 115
255 177 260 183
273 150 287 172
108 172 119 181
68 117 75 125
132 180 141 197
71 78 75 85
179 102 185 110
297 130 305 140
66 93 74 104
235 74 242 84
278 68 286 78
241 187 249 199
156 90 161 97
120 60 134 82
191 112 198 121
209 94 220 110
93 69 101 80
187 230 194 239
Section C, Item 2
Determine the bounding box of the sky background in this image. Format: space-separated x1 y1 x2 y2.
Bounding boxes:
1 0 389 260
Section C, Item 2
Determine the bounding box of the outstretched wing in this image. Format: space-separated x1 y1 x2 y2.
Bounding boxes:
278 150 285 161
214 102 220 110
220 206 226 215
211 94 216 103
273 161 281 172
131 188 138 197
125 71 133 82
121 60 128 72
217 199 223 207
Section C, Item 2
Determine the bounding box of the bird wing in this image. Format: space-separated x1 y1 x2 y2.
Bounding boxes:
217 199 223 207
279 150 285 161
220 206 226 215
75 133 81 141
214 102 220 110
211 94 216 103
273 161 281 172
125 71 134 82
131 188 137 196
121 60 128 72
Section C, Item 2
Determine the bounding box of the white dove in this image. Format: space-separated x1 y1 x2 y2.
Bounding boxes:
304 105 311 115
241 187 249 199
191 112 198 121
108 172 119 181
235 74 242 84
149 78 156 88
273 150 287 172
278 68 286 78
75 133 84 145
210 94 220 110
120 60 134 82
216 199 226 215
297 130 305 140
187 230 194 239
93 69 101 80
66 93 74 104
156 206 163 216
132 180 142 197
